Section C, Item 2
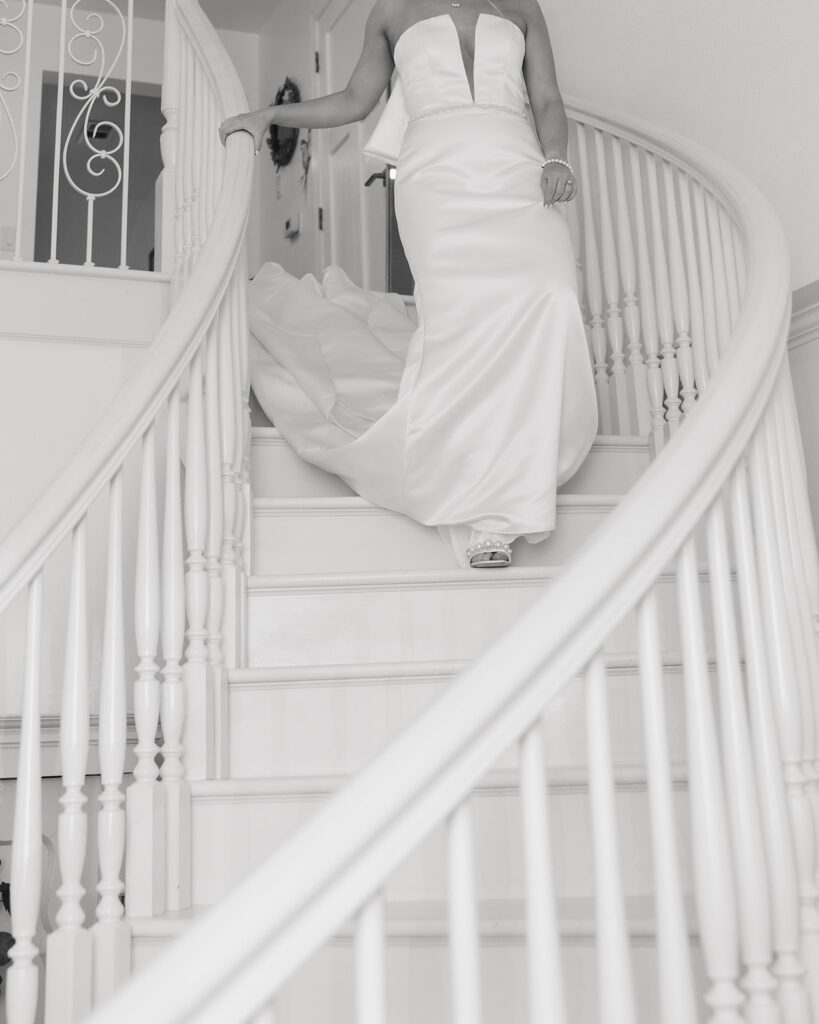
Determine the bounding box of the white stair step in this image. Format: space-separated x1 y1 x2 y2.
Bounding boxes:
250 428 651 499
129 897 706 1024
251 495 621 575
227 652 720 779
246 566 728 667
187 770 692 907
132 907 705 1023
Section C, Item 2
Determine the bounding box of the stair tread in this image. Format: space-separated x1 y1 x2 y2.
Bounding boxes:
130 894 696 939
251 427 651 450
227 648 714 685
253 493 624 512
190 762 688 801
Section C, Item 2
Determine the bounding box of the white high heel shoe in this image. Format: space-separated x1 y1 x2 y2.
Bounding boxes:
466 530 514 568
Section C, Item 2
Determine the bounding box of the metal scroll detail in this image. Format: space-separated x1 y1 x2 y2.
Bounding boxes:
0 0 26 182
61 0 127 202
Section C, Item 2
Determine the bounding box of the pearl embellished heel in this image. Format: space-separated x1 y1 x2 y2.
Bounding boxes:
466 531 513 568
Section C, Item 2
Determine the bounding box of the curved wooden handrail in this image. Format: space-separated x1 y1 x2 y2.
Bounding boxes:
85 98 792 1023
0 0 255 615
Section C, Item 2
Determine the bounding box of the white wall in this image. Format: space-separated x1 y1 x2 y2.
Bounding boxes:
543 0 819 292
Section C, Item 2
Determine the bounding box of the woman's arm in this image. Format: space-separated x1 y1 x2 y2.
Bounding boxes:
520 0 576 206
219 0 395 153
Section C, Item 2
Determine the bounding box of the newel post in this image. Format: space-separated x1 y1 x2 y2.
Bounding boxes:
156 0 180 275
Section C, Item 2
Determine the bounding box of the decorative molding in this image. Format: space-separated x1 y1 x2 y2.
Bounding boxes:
789 285 819 353
0 330 152 350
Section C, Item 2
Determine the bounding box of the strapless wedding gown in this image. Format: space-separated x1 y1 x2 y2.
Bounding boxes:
248 10 598 568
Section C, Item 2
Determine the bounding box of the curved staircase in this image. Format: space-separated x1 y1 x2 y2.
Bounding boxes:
2 3 817 1023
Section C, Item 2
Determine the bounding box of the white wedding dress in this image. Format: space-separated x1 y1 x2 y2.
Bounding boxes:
248 6 598 568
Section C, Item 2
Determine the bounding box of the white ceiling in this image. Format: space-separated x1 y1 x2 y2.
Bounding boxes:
38 0 284 34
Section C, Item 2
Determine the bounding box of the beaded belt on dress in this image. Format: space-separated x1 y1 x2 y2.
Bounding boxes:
408 102 528 122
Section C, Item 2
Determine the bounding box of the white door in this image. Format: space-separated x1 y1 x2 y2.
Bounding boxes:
313 0 388 289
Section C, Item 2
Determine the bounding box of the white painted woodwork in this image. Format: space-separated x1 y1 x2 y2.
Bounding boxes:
91 472 131 1005
676 535 745 1022
7 575 43 1024
246 571 728 668
519 721 568 1024
637 591 699 1024
160 387 192 912
251 495 621 575
315 0 388 289
1 17 813 1018
226 655 715 781
186 777 693 909
45 519 93 1023
249 429 652 499
585 653 638 1024
126 424 167 919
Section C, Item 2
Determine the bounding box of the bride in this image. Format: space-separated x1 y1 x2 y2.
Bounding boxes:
219 0 598 569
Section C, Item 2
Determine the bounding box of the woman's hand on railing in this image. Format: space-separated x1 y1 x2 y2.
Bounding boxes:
219 110 271 155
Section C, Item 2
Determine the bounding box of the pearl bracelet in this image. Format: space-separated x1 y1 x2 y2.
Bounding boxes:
541 157 575 177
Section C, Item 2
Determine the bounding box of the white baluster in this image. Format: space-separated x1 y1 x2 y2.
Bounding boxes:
158 0 180 275
448 800 482 1024
718 207 740 327
237 249 253 589
7 573 43 1024
775 360 819 618
676 534 744 1022
629 144 666 452
646 153 682 434
45 519 92 1023
593 129 630 433
519 720 567 1024
692 182 721 377
91 472 130 1003
183 344 214 781
117 0 134 269
678 175 711 390
205 317 227 773
576 123 613 433
189 45 201 262
706 492 780 1022
232 265 248 578
161 387 191 910
13 0 35 262
355 893 386 1024
730 457 812 1024
126 424 167 916
180 39 193 273
705 193 732 355
662 161 697 416
762 397 819 916
48 0 70 263
585 652 638 1024
732 220 747 303
637 590 698 1024
219 279 238 670
611 135 648 434
747 404 819 1009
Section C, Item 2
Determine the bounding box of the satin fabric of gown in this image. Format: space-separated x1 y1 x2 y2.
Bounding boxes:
248 11 598 568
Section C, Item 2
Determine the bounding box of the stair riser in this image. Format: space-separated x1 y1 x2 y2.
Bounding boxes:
250 438 650 499
132 937 707 1023
190 788 692 907
247 576 728 667
252 505 614 575
228 666 700 779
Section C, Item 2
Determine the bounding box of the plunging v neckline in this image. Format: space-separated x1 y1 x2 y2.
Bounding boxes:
392 12 523 104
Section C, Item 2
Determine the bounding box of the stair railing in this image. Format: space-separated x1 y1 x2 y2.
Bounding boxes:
88 99 819 1024
0 1 254 1021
